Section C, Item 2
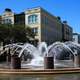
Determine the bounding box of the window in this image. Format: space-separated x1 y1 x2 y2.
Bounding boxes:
5 19 8 23
45 17 48 24
3 19 12 24
34 28 38 34
44 16 48 25
32 28 38 35
28 15 38 24
8 19 12 23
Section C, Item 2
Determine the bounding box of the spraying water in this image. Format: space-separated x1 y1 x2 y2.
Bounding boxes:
2 41 80 68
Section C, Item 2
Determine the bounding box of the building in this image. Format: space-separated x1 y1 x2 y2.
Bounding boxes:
62 21 73 41
1 7 73 45
1 9 25 25
14 12 25 25
73 33 80 43
25 7 62 45
2 8 14 24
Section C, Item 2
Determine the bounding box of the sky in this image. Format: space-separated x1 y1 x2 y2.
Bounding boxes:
0 0 80 33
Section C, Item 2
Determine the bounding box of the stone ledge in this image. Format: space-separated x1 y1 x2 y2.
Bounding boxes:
0 68 80 75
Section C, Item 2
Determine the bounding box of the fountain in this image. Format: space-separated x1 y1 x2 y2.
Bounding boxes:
0 41 80 69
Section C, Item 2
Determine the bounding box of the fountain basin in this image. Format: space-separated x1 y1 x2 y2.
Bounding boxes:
0 68 80 75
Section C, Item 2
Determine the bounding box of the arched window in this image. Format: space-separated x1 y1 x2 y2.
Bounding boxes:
28 15 38 24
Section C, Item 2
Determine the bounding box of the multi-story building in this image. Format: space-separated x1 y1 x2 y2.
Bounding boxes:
1 7 73 45
2 8 14 24
62 21 73 41
73 33 80 43
2 9 25 25
25 7 62 45
14 12 25 25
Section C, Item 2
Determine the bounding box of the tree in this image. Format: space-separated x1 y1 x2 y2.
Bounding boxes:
0 24 35 45
13 25 27 43
0 24 13 45
13 25 36 43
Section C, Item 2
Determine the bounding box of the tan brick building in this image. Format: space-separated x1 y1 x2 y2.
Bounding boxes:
62 21 73 41
1 7 73 45
2 8 14 24
25 7 62 45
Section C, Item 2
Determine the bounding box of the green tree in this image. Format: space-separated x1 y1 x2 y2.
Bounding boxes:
0 24 12 44
0 24 35 45
13 25 36 43
13 25 27 43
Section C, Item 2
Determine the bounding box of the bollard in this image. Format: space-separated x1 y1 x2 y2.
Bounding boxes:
11 54 21 69
7 48 11 62
74 54 80 67
7 53 11 62
44 57 54 69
